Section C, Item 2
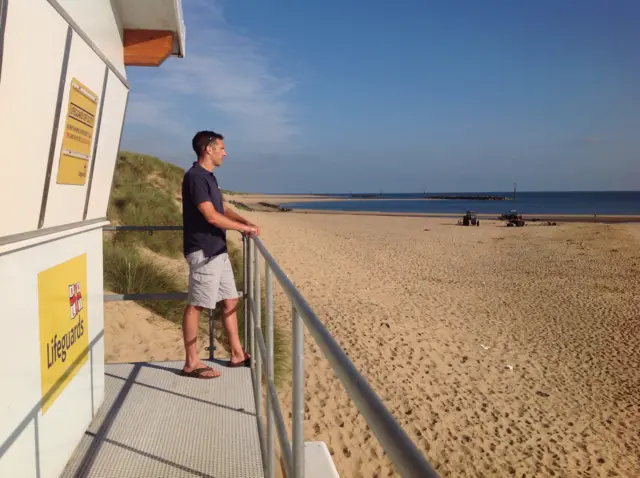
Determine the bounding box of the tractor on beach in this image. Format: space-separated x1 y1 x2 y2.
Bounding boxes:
459 210 480 226
500 209 525 227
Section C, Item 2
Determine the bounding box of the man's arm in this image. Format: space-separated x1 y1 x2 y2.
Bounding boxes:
224 207 249 224
197 201 257 234
224 207 260 235
186 174 257 234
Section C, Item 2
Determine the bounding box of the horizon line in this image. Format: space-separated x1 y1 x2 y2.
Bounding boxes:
247 190 640 195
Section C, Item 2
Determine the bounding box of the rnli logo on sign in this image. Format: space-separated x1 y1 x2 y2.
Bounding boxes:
69 282 83 319
39 254 89 414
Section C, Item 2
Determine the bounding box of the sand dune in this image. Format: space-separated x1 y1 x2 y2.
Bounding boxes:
105 211 640 477
104 298 215 364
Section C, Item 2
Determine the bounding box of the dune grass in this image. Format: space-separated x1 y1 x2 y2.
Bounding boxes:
104 151 288 383
103 240 186 322
108 152 184 257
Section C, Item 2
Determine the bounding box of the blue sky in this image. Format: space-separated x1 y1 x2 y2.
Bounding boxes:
121 0 640 193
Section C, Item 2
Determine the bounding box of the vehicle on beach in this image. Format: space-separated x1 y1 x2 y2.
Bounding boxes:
459 210 480 226
500 209 526 227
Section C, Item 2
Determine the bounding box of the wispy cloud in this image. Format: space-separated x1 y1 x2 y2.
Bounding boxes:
125 93 189 134
125 0 297 150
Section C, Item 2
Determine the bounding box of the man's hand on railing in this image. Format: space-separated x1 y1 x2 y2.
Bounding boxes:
243 224 260 236
247 223 261 236
223 203 260 236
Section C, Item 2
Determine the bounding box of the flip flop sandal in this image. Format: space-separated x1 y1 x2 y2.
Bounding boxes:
180 367 220 379
227 358 251 368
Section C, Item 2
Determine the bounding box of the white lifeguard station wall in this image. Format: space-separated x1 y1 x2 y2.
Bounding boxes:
0 1 185 477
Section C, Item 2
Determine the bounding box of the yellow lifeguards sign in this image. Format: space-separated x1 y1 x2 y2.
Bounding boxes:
56 78 98 185
38 254 89 414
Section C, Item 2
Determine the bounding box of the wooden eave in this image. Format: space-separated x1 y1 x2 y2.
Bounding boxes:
123 29 175 67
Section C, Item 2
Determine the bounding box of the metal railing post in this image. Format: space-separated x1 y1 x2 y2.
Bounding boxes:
265 266 275 478
250 240 257 372
243 234 249 349
246 237 253 358
253 240 263 452
292 307 304 478
208 308 215 360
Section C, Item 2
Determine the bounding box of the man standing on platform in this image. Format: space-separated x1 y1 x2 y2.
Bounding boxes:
180 130 259 378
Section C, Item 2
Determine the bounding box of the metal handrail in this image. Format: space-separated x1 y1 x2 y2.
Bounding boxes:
104 292 188 302
245 235 438 478
102 224 437 476
103 225 184 231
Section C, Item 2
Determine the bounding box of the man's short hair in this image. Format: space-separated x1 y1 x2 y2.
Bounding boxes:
192 130 224 156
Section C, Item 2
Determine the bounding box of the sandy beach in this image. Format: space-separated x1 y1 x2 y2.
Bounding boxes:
104 207 640 477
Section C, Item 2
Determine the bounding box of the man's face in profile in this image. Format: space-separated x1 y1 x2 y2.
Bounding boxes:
208 139 226 167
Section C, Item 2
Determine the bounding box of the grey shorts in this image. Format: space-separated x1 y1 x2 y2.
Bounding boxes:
185 250 239 309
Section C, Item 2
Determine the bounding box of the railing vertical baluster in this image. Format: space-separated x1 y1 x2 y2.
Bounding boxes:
249 240 255 369
292 306 304 478
265 265 275 478
243 234 249 350
208 308 214 360
253 240 263 452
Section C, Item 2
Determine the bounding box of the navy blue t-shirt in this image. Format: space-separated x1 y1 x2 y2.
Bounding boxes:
182 162 227 258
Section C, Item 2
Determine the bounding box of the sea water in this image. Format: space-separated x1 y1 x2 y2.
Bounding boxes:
281 192 640 216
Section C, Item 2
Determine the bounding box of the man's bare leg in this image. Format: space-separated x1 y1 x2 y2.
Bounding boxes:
220 298 251 365
182 304 220 377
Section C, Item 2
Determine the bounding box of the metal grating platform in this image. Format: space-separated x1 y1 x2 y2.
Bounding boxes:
61 360 264 478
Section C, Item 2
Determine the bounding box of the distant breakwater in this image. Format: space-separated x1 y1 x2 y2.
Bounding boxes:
348 194 509 201
426 195 510 201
